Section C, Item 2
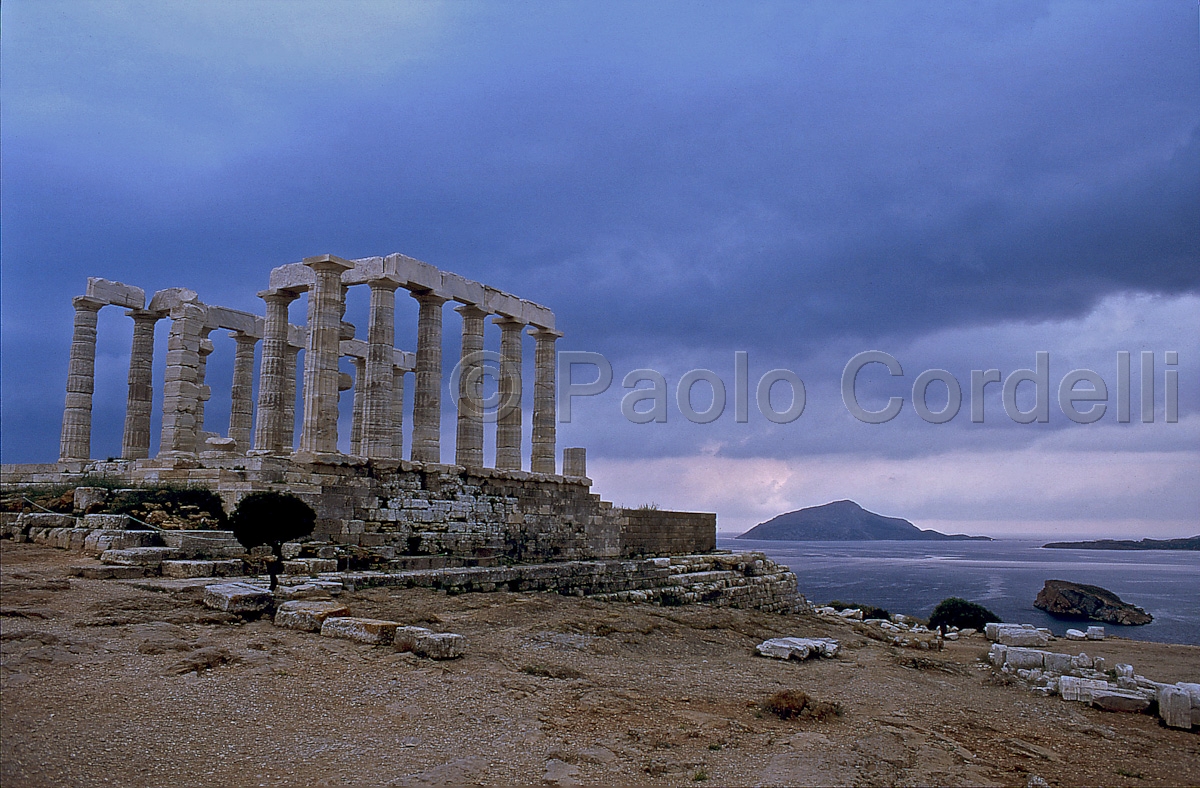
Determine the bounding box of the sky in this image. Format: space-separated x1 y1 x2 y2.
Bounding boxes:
2 1 1198 538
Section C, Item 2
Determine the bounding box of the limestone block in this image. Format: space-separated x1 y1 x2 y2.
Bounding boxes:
1060 676 1110 702
997 627 1049 647
755 637 839 660
1071 653 1093 669
211 559 244 577
1004 648 1048 670
393 626 434 652
281 542 303 560
71 565 149 580
1092 657 1106 672
162 560 216 578
17 513 78 529
414 632 466 660
85 277 145 309
1085 626 1105 640
273 581 343 600
282 558 338 575
81 514 133 530
1089 689 1152 714
274 600 351 632
159 530 242 558
73 486 110 513
1043 652 1074 674
319 617 399 645
1116 663 1134 679
202 582 273 614
1065 628 1086 640
1156 687 1192 729
984 622 1002 640
100 547 177 566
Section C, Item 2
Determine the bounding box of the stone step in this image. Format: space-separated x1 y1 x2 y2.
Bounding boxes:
100 547 179 566
319 617 399 645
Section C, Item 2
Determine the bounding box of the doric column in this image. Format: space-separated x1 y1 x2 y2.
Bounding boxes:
411 292 448 464
253 289 297 453
120 310 159 460
363 280 399 458
194 333 215 436
298 255 354 454
159 300 209 455
350 356 366 456
494 316 525 471
529 327 561 474
228 331 258 452
282 344 300 452
455 304 487 468
59 296 105 461
392 366 406 460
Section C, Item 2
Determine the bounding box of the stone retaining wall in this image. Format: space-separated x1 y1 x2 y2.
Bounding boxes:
619 509 717 557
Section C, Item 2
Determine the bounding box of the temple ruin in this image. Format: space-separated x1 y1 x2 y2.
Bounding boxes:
4 253 717 560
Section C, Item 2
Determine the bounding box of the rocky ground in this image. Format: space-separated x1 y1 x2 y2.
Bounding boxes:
2 540 1198 787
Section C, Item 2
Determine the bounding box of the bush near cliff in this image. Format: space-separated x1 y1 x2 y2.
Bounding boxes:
928 597 1001 631
230 492 316 590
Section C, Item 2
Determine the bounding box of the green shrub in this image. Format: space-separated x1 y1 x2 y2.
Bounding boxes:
928 597 1001 631
230 492 315 589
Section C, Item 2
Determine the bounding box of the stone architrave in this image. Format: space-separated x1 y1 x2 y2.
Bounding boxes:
349 356 366 456
392 366 406 460
194 333 215 437
253 289 298 453
298 256 354 455
529 327 561 474
455 304 487 468
228 331 258 451
120 310 159 459
494 316 524 471
362 280 399 458
159 299 209 455
59 296 105 461
411 292 448 464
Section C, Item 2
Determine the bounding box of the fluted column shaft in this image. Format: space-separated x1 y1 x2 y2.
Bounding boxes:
455 305 487 468
393 367 406 460
363 280 399 458
59 297 105 461
253 291 296 453
411 292 448 464
495 317 525 471
282 344 300 451
350 357 367 456
159 302 208 455
299 257 353 454
530 327 561 474
229 332 257 451
120 310 159 459
194 334 214 437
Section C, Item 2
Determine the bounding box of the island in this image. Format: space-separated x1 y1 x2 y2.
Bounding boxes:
1042 536 1200 551
736 500 993 541
1034 579 1153 625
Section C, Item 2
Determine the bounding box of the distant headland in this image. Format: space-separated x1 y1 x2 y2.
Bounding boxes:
1042 536 1200 551
737 500 993 541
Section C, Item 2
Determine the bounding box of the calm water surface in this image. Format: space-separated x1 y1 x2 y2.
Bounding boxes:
722 537 1200 646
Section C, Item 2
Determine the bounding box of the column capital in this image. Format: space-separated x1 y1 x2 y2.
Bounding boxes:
230 330 258 344
367 277 401 293
455 303 488 319
72 296 105 312
302 254 356 273
411 290 449 307
527 326 563 339
493 314 525 328
126 309 161 323
258 287 300 305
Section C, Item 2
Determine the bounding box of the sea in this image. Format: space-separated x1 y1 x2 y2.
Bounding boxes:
721 537 1200 646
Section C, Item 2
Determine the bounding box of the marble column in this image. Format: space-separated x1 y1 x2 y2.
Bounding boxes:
252 290 297 453
494 316 525 471
363 280 399 458
159 301 209 455
228 331 258 452
350 356 366 456
120 310 159 460
59 296 105 462
529 327 561 474
298 256 354 454
455 305 487 468
282 344 300 452
392 366 406 460
194 333 215 437
411 292 448 464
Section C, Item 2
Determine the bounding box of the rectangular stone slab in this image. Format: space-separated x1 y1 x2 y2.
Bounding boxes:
319 617 399 645
202 582 273 614
393 626 434 653
1158 687 1193 729
413 632 466 660
274 600 351 632
1090 689 1152 714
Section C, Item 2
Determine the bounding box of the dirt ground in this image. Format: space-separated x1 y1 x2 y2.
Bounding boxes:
2 540 1198 787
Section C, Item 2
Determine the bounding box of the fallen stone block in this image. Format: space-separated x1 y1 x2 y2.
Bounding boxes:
319 617 399 645
1071 653 1093 669
1090 689 1152 714
1065 629 1086 640
282 558 338 575
100 547 176 566
1158 686 1192 729
73 486 110 513
1116 663 1134 679
273 580 343 600
997 626 1050 647
159 530 242 558
1086 626 1105 640
202 582 272 614
1092 656 1106 673
17 513 78 529
1043 652 1074 674
81 514 134 530
414 632 466 660
1004 648 1049 670
393 626 434 652
162 560 216 578
71 564 150 580
837 608 863 620
756 637 839 660
1059 676 1110 702
274 600 351 632
958 628 977 638
989 643 1008 666
211 559 244 577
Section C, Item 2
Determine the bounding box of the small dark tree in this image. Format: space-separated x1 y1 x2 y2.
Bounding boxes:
230 492 316 590
928 597 1001 632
